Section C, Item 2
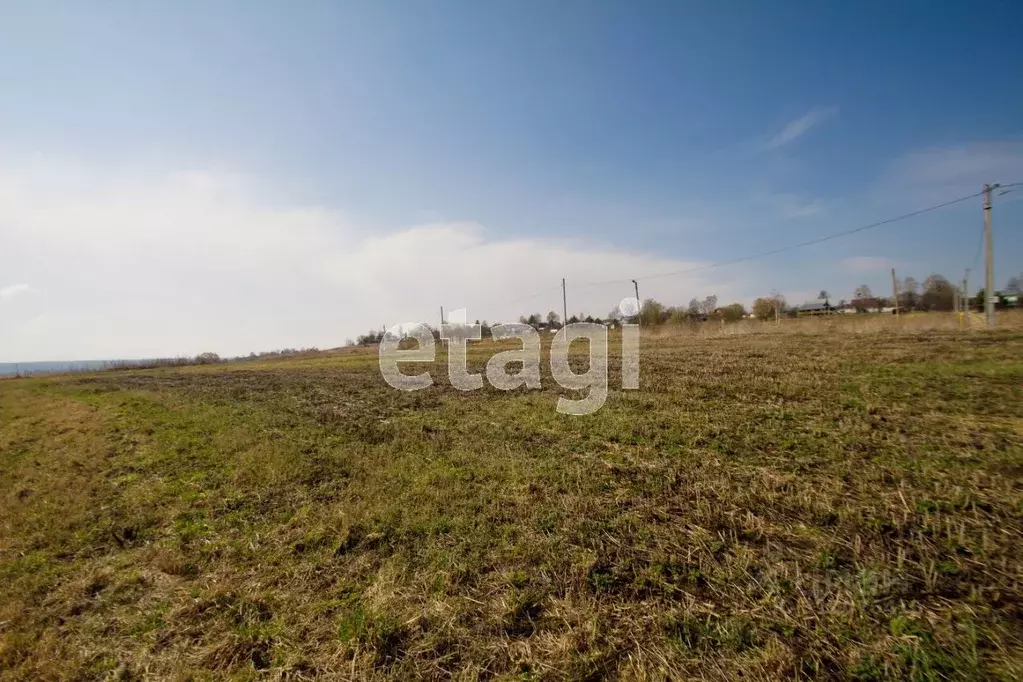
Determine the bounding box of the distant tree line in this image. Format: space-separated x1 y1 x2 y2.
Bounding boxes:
843 272 1021 313
326 271 1023 350
745 272 1023 319
509 295 749 330
516 311 610 330
100 347 324 372
506 272 1023 332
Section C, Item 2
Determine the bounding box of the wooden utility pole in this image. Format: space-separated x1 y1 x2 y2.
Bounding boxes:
891 268 900 318
632 279 640 325
561 278 567 326
960 278 968 329
964 269 970 312
984 184 996 328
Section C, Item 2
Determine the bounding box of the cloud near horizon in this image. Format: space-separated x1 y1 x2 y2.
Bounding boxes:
0 283 30 300
0 158 757 361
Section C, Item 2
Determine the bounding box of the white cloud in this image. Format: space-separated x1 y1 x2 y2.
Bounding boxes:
0 283 30 300
763 106 839 150
0 157 752 360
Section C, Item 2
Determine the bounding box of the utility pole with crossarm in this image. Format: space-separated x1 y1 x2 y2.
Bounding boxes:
984 184 999 328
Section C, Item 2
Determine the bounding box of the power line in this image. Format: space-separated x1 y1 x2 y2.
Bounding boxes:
583 189 986 288
972 181 1022 303
486 183 1023 319
968 180 1022 274
970 221 985 272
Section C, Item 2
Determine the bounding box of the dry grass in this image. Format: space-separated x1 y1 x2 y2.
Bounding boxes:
1 325 1022 680
644 310 1023 339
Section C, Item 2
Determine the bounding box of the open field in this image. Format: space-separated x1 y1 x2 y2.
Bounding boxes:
1 326 1022 680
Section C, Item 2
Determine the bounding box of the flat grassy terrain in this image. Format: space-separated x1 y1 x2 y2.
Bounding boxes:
1 330 1022 680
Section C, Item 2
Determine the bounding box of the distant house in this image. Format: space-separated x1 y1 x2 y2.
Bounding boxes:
797 301 834 316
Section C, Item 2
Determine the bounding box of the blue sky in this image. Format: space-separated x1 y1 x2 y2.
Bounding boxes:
1 1 1022 359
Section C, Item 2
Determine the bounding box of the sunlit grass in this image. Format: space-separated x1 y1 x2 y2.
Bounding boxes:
1 327 1021 679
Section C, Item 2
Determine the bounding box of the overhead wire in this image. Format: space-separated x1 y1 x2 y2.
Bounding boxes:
963 181 1021 298
970 222 985 272
582 189 986 288
480 183 1021 317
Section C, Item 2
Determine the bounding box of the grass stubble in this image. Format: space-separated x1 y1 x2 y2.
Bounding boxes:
0 325 1021 680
